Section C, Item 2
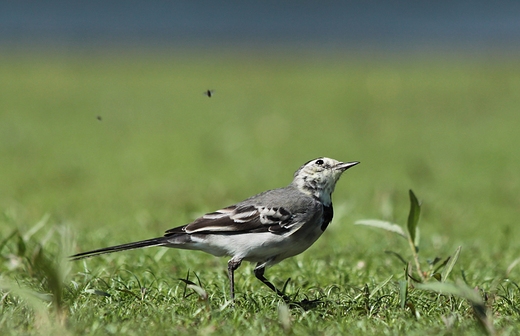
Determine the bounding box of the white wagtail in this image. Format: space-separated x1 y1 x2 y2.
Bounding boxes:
71 158 359 301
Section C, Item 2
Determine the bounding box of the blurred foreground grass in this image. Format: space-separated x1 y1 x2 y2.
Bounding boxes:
1 49 520 335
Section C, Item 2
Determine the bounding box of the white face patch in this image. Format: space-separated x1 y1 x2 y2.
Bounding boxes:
292 157 347 204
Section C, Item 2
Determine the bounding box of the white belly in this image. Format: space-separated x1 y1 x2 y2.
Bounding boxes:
183 225 325 266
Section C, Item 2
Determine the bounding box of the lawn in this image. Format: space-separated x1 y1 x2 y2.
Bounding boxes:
1 48 519 335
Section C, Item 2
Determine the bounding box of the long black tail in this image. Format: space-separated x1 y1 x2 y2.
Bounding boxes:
70 237 168 261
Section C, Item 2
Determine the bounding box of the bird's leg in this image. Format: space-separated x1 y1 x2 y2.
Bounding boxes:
254 263 290 302
227 259 242 300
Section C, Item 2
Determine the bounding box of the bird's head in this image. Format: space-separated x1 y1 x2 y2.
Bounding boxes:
292 158 359 205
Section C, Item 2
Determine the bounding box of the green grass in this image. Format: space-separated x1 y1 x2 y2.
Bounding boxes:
1 49 520 335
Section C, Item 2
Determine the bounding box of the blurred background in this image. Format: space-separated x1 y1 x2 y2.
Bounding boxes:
2 1 520 50
1 1 519 256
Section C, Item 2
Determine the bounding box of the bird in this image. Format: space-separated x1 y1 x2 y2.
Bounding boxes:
70 157 359 301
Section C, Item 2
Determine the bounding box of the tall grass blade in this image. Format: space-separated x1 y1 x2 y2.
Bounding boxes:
441 246 462 282
399 280 408 309
406 190 421 245
433 256 451 275
506 257 520 278
33 246 63 312
23 213 50 241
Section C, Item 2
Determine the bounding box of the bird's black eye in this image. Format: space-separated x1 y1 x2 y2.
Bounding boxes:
315 159 324 165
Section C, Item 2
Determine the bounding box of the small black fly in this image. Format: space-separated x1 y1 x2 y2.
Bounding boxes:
204 89 215 97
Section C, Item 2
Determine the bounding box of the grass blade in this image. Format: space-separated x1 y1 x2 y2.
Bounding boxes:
418 281 494 335
33 246 63 312
418 281 482 306
355 219 406 238
433 256 451 275
23 213 50 241
384 250 408 265
399 280 408 309
441 246 462 282
406 190 421 245
179 278 208 301
0 230 18 254
369 275 393 299
506 257 520 278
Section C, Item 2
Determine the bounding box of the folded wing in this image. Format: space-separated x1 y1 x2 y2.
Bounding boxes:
164 204 295 235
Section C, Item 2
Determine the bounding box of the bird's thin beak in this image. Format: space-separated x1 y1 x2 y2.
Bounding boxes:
335 161 360 171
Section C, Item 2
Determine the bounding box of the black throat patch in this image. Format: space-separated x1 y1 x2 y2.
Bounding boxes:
321 204 334 231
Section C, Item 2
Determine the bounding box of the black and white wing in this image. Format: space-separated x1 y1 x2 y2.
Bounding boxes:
165 204 297 236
